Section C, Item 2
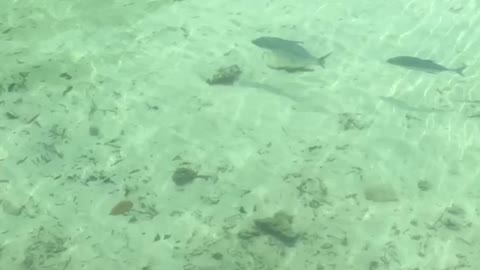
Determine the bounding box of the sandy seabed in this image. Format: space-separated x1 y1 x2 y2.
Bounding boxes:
1 0 480 269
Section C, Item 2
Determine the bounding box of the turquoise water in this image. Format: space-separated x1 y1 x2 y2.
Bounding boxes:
1 0 479 269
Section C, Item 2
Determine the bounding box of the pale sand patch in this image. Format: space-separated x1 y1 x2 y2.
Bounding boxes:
1 0 480 269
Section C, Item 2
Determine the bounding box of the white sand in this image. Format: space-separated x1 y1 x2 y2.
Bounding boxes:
1 0 480 269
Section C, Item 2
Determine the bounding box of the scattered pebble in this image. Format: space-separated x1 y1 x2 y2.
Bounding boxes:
172 167 211 186
253 211 298 247
364 183 398 202
172 167 197 185
110 200 134 215
2 199 24 216
206 65 242 85
417 180 432 191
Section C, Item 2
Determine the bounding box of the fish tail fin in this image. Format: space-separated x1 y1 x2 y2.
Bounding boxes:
454 64 467 76
317 52 332 68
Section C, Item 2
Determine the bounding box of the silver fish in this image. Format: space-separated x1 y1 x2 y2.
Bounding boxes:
387 56 466 76
252 36 331 72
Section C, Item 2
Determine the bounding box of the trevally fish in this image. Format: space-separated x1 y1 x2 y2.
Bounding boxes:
387 56 466 76
252 36 331 72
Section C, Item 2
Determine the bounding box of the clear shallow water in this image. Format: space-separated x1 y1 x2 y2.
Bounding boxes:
1 0 480 269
